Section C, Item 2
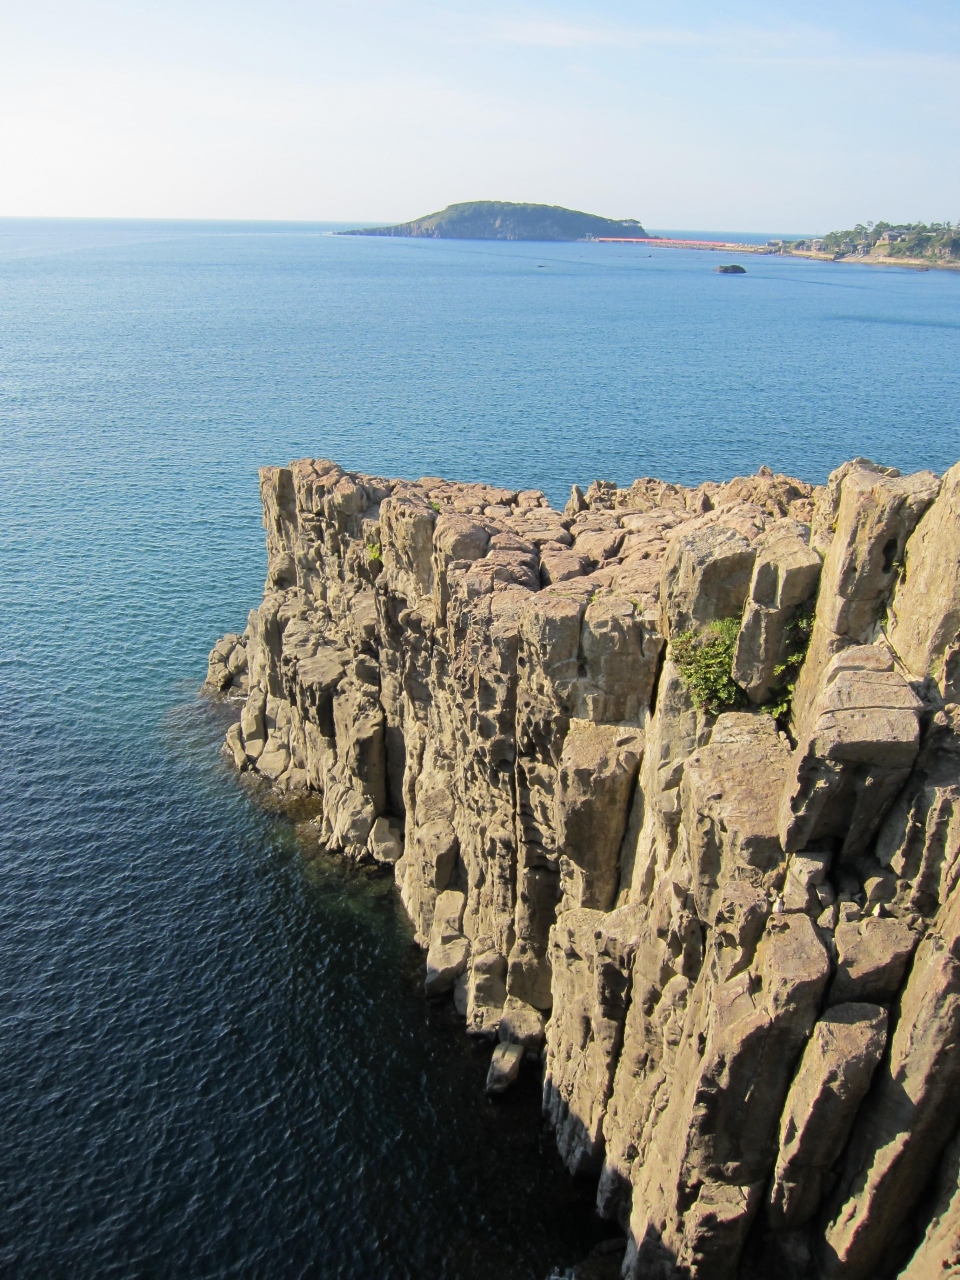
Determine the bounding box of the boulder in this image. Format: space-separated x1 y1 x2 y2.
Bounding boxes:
367 815 403 864
485 1042 525 1095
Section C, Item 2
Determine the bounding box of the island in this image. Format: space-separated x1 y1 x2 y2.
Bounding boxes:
337 200 649 242
716 263 746 274
208 450 960 1279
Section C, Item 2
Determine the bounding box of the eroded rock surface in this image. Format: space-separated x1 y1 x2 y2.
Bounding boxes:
207 454 960 1279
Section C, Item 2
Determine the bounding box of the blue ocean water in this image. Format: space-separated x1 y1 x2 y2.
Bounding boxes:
1 219 958 1279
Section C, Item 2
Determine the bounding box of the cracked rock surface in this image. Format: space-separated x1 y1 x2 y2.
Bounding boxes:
207 454 960 1278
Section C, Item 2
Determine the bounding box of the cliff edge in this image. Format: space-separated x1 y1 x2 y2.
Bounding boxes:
207 453 960 1279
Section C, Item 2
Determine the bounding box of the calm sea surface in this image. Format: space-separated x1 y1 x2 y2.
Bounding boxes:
1 219 958 1279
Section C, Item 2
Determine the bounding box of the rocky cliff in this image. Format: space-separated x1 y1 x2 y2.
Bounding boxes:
207 454 960 1279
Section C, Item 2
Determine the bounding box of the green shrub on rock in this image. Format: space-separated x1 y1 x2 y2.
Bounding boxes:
672 618 746 715
765 604 814 723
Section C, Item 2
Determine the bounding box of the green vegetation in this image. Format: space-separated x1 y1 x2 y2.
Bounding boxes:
367 541 382 563
339 200 649 243
765 604 814 724
673 605 814 725
429 501 441 513
789 221 960 263
672 618 745 715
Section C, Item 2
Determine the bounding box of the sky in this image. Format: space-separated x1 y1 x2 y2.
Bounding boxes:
0 0 958 231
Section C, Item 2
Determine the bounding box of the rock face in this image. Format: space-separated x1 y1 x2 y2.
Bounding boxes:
208 454 960 1279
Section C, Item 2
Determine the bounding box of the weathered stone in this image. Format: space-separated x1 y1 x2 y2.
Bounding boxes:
486 1041 525 1095
367 815 403 864
822 874 960 1279
681 712 792 928
240 685 267 760
498 994 546 1051
792 462 938 734
544 905 641 1177
887 461 960 699
540 549 590 584
224 721 248 771
733 522 821 704
768 1003 888 1230
779 647 923 858
205 631 249 692
828 916 918 1005
660 524 756 638
464 942 507 1038
789 851 830 888
624 913 830 1279
424 890 468 996
575 596 664 723
899 1125 960 1279
809 458 901 558
876 706 960 919
257 738 290 780
556 721 643 912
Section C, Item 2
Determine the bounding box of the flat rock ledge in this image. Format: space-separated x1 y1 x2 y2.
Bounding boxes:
206 455 960 1280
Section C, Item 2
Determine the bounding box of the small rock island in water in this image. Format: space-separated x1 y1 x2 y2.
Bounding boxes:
208 454 960 1279
338 199 649 242
717 263 747 274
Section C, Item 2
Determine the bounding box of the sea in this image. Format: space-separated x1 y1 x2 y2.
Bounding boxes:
1 219 958 1279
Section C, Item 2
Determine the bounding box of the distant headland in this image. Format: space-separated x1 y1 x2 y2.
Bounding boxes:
337 200 650 242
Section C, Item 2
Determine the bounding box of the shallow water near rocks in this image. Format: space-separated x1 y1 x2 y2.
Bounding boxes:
1 219 958 1278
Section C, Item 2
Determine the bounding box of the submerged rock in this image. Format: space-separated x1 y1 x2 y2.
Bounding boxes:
207 451 960 1279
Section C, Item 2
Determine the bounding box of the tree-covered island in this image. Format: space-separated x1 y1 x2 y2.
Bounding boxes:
338 200 649 242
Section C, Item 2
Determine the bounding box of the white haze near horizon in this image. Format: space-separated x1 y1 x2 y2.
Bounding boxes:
0 0 958 231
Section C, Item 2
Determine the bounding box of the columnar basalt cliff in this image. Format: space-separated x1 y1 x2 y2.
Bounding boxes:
208 455 960 1279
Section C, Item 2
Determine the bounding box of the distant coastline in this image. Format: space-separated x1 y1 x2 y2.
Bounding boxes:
603 222 960 271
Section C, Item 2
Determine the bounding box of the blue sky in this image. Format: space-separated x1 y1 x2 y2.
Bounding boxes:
0 0 957 229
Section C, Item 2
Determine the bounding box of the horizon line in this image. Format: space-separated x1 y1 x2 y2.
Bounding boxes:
0 213 825 237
